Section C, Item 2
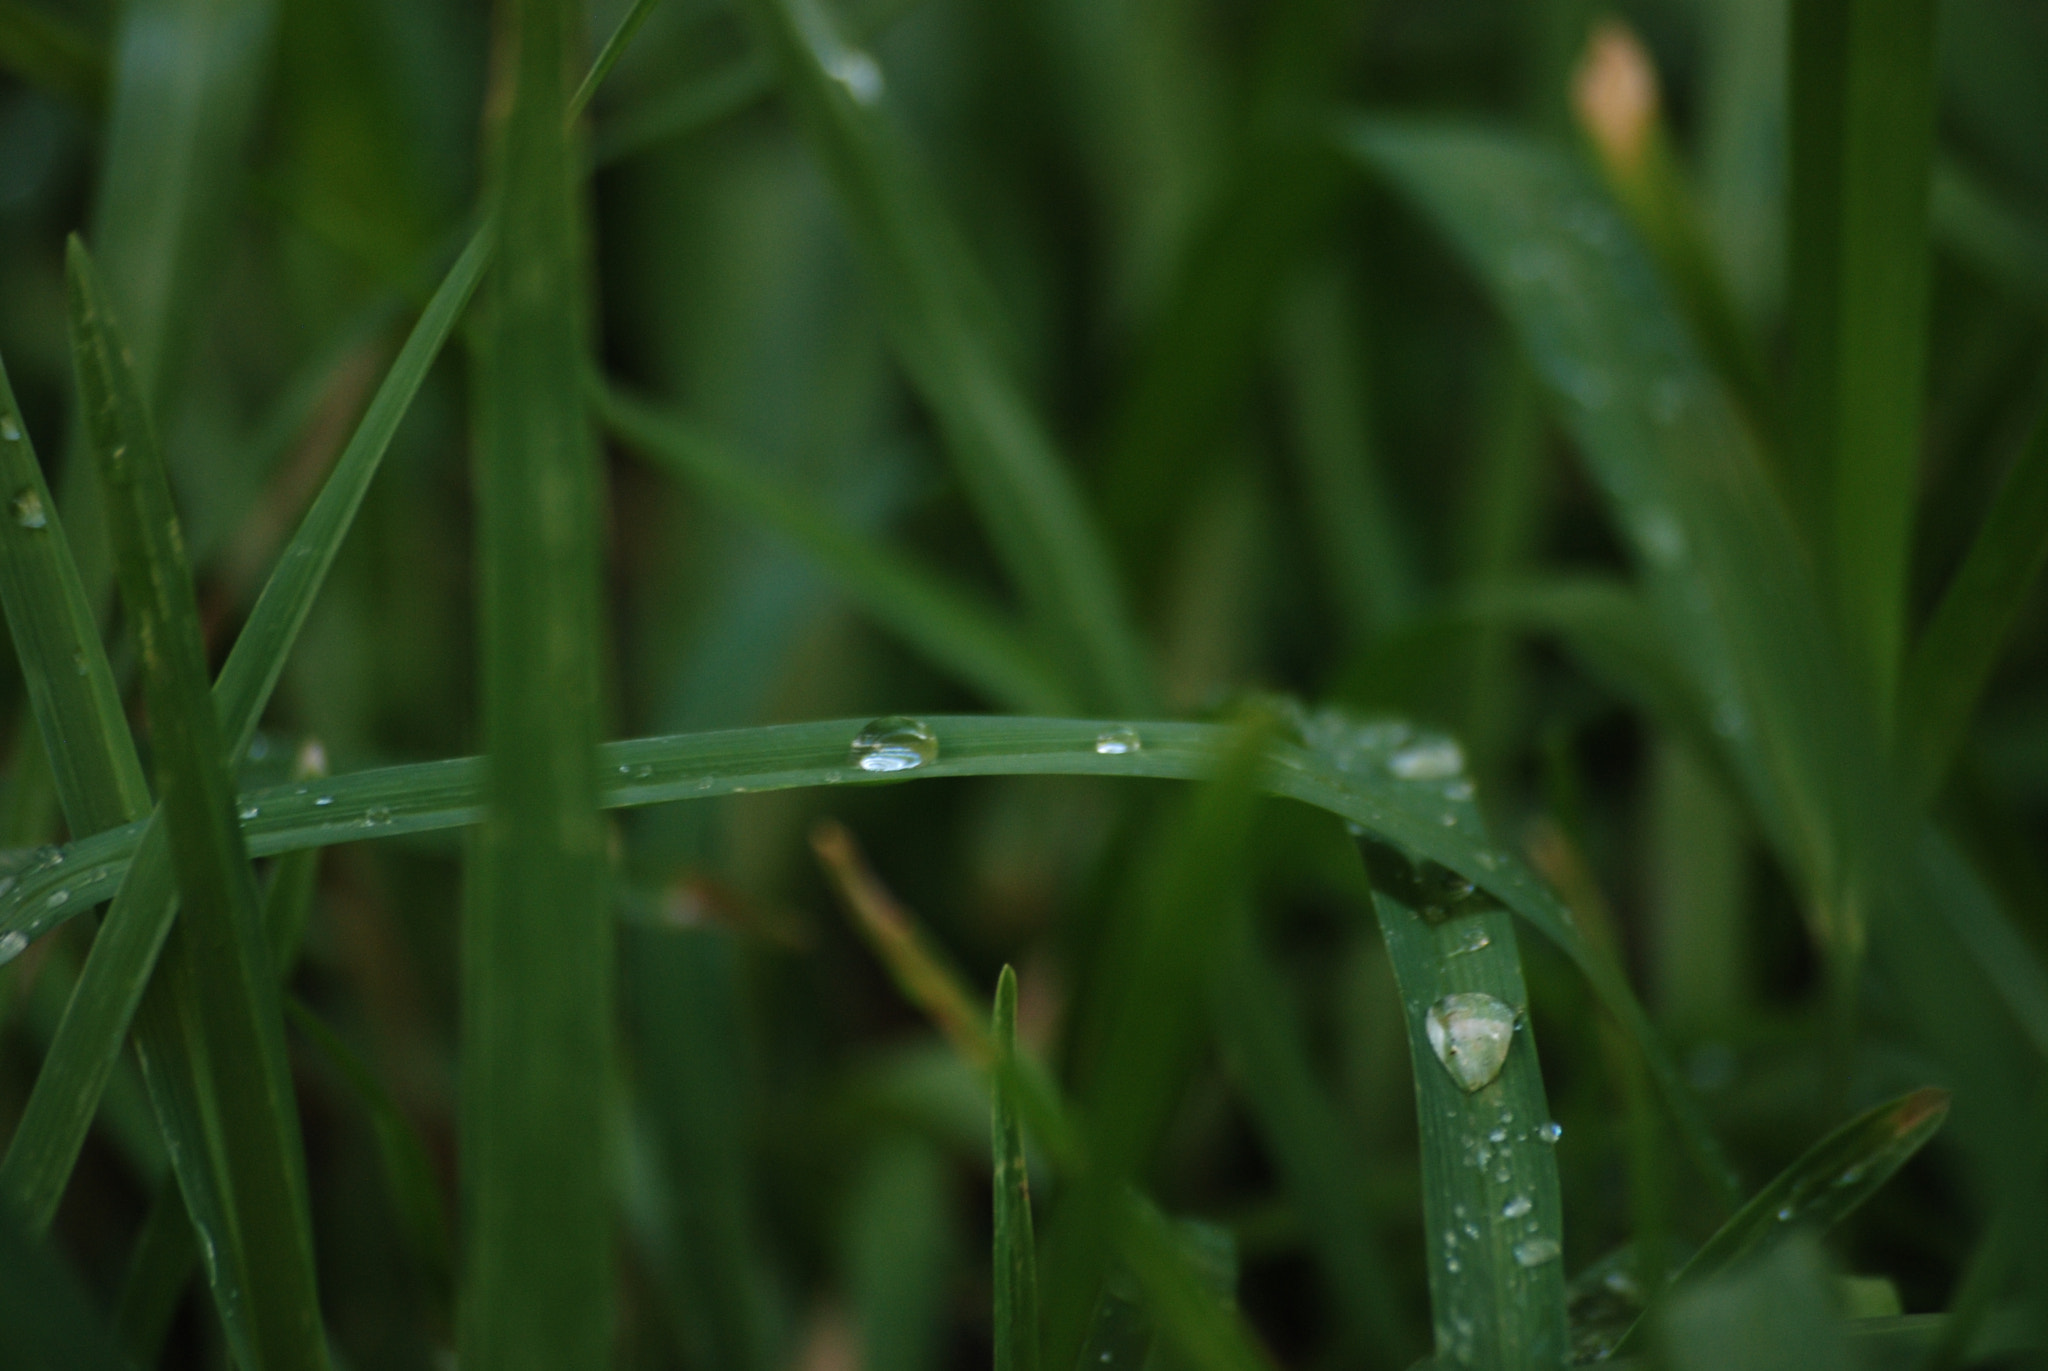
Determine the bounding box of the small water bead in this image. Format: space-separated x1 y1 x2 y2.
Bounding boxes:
825 49 885 104
0 930 24 962
1093 726 1141 756
1445 779 1475 802
1488 1128 1508 1144
1 415 20 441
851 716 937 773
12 488 47 529
1388 738 1464 781
1513 1238 1561 1268
1536 1121 1564 1143
1425 992 1518 1092
46 889 68 909
1502 1194 1533 1220
314 795 335 807
364 807 392 826
1776 1205 1796 1222
1449 925 1492 957
238 805 259 821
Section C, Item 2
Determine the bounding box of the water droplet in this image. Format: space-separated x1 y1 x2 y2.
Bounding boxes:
1389 738 1464 780
1502 1194 1533 1219
1425 992 1518 1092
12 488 46 529
0 930 24 961
364 807 392 826
238 805 259 821
1833 1164 1866 1188
1449 925 1492 956
1776 1205 1795 1222
1094 726 1141 755
1536 1121 1563 1143
851 716 936 773
46 889 68 909
1488 1128 1508 1144
826 49 884 104
314 795 335 807
1446 779 1475 801
1513 1238 1561 1267
0 415 19 441
1476 850 1500 871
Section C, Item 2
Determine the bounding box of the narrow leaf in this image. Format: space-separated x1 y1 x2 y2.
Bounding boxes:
992 965 1041 1371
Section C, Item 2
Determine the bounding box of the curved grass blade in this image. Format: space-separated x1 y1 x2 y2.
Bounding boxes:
462 0 614 1362
599 383 1074 714
992 965 1041 1371
72 235 331 1371
0 222 489 1234
733 0 1153 714
1898 394 2048 797
0 709 1722 1198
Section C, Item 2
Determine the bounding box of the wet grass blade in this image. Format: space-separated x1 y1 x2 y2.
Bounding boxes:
0 223 488 1233
733 0 1152 713
72 236 330 1370
1787 0 1939 717
992 965 1041 1371
1898 396 2048 797
599 383 1074 714
462 0 614 1362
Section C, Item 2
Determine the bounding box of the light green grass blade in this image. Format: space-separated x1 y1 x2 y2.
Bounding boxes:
598 382 1075 714
1356 831 1568 1370
71 236 331 1371
462 0 614 1364
1212 923 1403 1361
1787 0 1939 719
1898 396 2048 797
0 223 488 1233
567 0 665 121
0 0 104 108
993 965 1041 1371
733 0 1153 713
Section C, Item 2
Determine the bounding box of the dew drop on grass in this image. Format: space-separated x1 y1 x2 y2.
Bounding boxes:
314 795 335 807
1 415 19 440
12 488 46 529
46 889 68 909
239 805 259 821
365 807 392 826
1388 738 1463 780
1536 1121 1563 1143
1425 992 1517 1091
1502 1194 1533 1219
0 930 24 962
1513 1238 1561 1267
1093 726 1141 755
851 716 936 773
826 49 884 104
1449 925 1492 956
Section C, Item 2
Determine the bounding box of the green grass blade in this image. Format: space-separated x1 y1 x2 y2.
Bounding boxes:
1932 161 2048 316
1787 0 1939 718
71 235 330 1371
1115 1197 1276 1371
567 0 665 121
462 0 614 1363
844 1137 955 1371
733 0 1152 713
598 382 1075 714
115 1185 197 1365
0 222 488 1235
1656 1236 1850 1371
1356 833 1568 1370
0 0 105 108
1212 923 1403 1361
1898 396 2048 797
592 58 771 166
992 965 1041 1371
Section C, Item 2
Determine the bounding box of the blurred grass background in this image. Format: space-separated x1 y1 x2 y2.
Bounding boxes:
0 0 2044 1366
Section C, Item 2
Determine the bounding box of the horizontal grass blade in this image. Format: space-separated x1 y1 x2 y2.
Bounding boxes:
72 234 331 1371
734 0 1153 713
0 222 489 1234
598 383 1075 714
1898 394 2048 796
992 965 1041 1371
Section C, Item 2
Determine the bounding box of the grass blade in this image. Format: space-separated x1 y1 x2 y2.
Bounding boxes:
462 0 614 1363
1115 1197 1276 1371
1932 161 2048 316
114 1185 197 1364
1898 395 2048 797
0 222 488 1233
599 382 1075 714
71 234 331 1371
1787 0 1939 717
567 0 665 122
993 965 1041 1371
733 0 1153 713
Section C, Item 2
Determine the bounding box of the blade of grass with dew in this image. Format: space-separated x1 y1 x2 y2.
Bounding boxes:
1354 829 1568 1370
1787 0 1939 718
992 965 1041 1371
0 710 1727 1193
0 0 104 109
599 383 1074 714
1898 393 2048 797
1211 920 1404 1362
1347 121 2048 1181
733 0 1152 713
0 222 489 1233
0 1195 132 1371
462 0 613 1361
72 235 331 1371
623 924 785 1371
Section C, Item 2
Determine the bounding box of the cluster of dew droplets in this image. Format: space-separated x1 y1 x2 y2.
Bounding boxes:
850 716 937 773
12 488 46 529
